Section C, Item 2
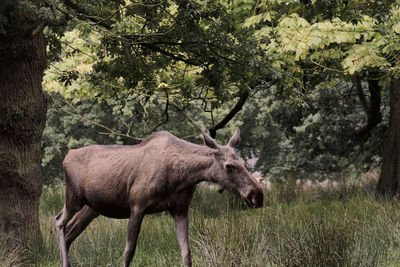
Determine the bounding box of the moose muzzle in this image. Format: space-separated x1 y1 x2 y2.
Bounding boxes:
243 188 264 208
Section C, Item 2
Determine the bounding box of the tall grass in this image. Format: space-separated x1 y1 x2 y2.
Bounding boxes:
11 179 400 266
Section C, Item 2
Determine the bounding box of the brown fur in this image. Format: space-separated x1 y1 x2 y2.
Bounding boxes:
55 129 263 267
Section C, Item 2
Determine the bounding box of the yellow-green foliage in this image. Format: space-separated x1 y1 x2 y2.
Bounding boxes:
243 3 400 76
43 30 100 99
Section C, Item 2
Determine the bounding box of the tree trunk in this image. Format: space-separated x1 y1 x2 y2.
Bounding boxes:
0 9 47 262
377 78 400 196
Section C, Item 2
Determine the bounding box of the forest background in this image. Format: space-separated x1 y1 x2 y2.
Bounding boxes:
40 0 399 184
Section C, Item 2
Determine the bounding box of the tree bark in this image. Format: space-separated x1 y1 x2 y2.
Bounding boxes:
0 1 47 260
377 78 400 196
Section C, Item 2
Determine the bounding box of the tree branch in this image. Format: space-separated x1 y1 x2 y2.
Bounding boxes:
172 103 202 133
139 42 202 66
355 76 369 113
209 90 249 138
62 0 112 29
146 89 170 134
61 0 204 66
355 77 382 137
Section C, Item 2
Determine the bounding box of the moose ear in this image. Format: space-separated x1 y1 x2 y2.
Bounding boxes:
201 129 218 149
228 128 240 147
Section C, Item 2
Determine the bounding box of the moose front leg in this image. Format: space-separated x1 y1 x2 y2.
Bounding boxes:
171 209 192 267
124 207 144 267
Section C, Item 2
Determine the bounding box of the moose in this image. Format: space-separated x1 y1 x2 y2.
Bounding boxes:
55 128 263 267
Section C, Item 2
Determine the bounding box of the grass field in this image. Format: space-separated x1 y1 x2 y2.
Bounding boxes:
3 175 400 267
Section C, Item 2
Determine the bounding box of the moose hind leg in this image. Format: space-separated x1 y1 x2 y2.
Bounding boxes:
55 204 78 267
65 205 99 251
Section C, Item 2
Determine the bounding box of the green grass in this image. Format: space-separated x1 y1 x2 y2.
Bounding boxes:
13 180 400 266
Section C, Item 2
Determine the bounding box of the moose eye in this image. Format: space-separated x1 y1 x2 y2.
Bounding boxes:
225 164 234 172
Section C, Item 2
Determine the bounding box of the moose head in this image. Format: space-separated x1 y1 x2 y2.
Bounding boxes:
201 128 263 208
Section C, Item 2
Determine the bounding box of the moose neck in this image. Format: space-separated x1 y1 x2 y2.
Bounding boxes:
168 144 216 188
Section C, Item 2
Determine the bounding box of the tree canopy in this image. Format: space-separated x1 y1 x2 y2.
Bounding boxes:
37 0 400 182
3 0 400 184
